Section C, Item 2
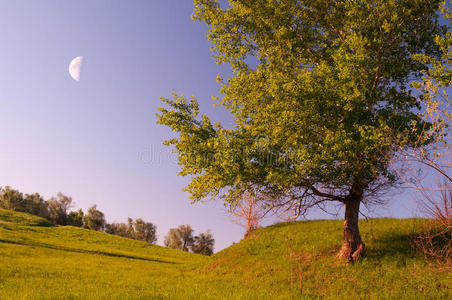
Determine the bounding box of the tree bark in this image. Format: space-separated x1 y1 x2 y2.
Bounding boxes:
337 196 365 262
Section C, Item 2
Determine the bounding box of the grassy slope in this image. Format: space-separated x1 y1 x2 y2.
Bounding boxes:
0 209 450 299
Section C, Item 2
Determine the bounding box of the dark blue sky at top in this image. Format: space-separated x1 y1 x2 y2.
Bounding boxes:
0 0 442 250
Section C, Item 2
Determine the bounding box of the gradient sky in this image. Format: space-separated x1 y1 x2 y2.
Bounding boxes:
0 0 429 251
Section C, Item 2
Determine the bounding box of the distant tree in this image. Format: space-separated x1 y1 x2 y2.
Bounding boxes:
105 222 129 237
0 187 47 218
46 193 73 225
0 186 25 212
105 223 113 234
23 193 48 219
192 230 215 255
164 228 182 250
127 217 136 239
67 209 84 227
106 218 157 243
164 225 194 251
105 223 115 235
83 205 106 231
134 218 157 243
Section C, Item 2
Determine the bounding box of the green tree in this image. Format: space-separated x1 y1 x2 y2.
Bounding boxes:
164 228 182 250
164 225 194 251
0 187 47 218
46 193 73 225
193 230 215 255
105 222 129 237
105 218 157 243
23 193 48 218
0 186 25 212
67 209 84 227
126 217 136 239
157 0 446 261
83 205 106 231
134 218 157 244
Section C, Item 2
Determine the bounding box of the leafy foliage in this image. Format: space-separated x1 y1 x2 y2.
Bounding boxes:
158 0 446 213
409 2 451 185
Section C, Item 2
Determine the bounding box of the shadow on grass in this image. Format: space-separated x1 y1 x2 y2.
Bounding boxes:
365 232 416 261
269 219 336 229
0 239 179 264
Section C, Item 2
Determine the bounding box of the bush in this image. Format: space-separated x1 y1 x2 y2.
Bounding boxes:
412 189 451 270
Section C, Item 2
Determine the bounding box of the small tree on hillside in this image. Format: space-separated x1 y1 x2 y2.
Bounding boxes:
229 191 266 238
164 228 183 250
105 222 129 237
164 225 194 252
192 230 215 255
46 193 73 225
67 209 84 227
83 205 106 231
0 187 48 218
106 218 157 243
134 218 157 244
0 186 25 212
23 193 48 219
127 217 136 239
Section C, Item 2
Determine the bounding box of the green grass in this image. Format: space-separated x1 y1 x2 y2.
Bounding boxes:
0 208 450 299
0 209 53 227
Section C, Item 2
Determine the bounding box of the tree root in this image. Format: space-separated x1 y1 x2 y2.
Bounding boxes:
337 243 365 263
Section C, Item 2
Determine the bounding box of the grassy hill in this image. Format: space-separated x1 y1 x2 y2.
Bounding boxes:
0 209 450 299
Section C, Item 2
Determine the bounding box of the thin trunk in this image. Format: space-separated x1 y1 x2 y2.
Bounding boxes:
337 196 365 262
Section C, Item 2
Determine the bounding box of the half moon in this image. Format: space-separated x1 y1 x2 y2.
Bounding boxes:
69 56 83 81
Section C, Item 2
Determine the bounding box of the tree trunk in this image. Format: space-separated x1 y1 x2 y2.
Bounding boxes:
337 196 365 262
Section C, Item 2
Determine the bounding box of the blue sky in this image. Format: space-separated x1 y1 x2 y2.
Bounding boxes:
0 0 428 250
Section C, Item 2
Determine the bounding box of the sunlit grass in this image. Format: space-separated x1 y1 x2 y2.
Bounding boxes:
0 209 450 299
